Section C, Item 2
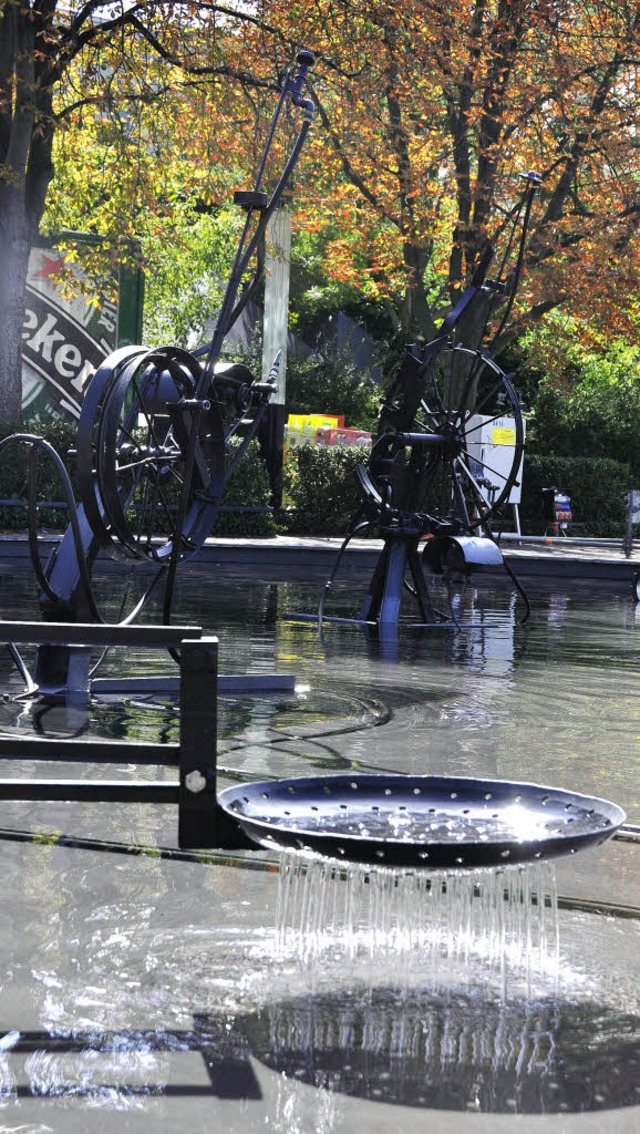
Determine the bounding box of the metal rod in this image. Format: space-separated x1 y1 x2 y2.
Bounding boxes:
0 737 179 764
394 432 448 446
498 534 627 547
0 622 202 646
0 780 179 802
91 673 296 695
201 51 314 387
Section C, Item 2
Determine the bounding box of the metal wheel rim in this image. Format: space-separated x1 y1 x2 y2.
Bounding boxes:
416 346 524 530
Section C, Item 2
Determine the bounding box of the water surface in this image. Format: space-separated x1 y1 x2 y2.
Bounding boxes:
0 562 637 1128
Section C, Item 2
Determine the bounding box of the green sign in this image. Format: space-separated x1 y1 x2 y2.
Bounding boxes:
22 237 144 422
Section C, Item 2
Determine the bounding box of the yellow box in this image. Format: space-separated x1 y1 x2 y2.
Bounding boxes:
491 426 516 446
287 413 342 434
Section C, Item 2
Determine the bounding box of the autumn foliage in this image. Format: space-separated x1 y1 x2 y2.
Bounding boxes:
251 0 640 344
40 1 640 349
3 0 640 425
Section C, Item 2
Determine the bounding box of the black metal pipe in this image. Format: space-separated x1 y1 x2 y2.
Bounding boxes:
0 621 202 646
393 432 448 447
0 780 179 803
0 737 179 764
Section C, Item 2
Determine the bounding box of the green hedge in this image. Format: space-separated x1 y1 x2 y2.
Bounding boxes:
280 444 366 536
1 421 630 540
281 445 631 538
0 420 78 530
519 454 630 537
212 440 276 537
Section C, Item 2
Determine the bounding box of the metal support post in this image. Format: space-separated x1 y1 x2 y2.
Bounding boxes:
178 638 253 850
376 538 408 627
359 534 436 627
35 504 99 697
260 207 291 507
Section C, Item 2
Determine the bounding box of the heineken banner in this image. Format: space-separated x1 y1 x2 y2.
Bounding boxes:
22 239 144 422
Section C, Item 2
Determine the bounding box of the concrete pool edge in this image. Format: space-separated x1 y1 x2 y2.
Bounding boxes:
2 531 640 583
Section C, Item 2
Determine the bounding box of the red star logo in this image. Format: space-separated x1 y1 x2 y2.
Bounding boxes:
34 252 67 284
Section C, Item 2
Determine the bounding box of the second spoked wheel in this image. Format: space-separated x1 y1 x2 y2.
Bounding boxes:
371 345 524 532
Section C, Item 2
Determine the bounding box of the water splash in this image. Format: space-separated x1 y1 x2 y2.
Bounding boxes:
275 852 559 998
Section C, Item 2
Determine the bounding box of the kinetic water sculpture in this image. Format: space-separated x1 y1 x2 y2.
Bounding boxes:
0 56 626 867
319 175 540 632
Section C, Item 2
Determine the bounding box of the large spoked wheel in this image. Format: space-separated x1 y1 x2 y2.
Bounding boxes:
77 346 226 564
371 346 524 532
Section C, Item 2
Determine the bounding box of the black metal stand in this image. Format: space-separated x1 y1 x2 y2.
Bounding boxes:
359 533 436 626
258 402 287 509
0 622 252 851
178 638 253 850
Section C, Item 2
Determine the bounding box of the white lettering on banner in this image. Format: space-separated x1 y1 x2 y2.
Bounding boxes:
71 359 95 391
26 312 65 361
22 309 38 338
54 342 82 379
22 246 125 418
21 306 97 398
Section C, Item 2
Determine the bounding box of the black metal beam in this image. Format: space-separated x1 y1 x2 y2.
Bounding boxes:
178 638 254 851
0 779 178 802
92 672 296 695
0 737 179 764
0 622 202 647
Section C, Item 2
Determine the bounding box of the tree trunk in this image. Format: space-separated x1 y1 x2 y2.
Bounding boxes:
0 0 55 423
398 241 437 343
0 192 32 422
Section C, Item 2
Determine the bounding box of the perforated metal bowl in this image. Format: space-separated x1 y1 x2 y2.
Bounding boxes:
218 773 625 869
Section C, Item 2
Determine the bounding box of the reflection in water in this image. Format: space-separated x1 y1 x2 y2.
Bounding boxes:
252 854 639 1114
0 1024 263 1107
3 570 639 807
233 986 640 1114
446 588 518 678
2 983 639 1116
0 840 635 1119
4 979 638 1116
0 982 637 1117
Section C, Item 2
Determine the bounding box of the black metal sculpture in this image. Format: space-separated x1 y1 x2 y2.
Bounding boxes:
318 174 540 632
74 47 316 580
0 74 628 868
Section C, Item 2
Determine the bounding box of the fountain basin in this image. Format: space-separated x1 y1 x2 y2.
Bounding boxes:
219 772 625 868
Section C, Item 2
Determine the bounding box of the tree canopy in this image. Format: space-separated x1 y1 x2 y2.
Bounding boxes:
0 0 257 419
264 0 640 347
2 0 640 421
